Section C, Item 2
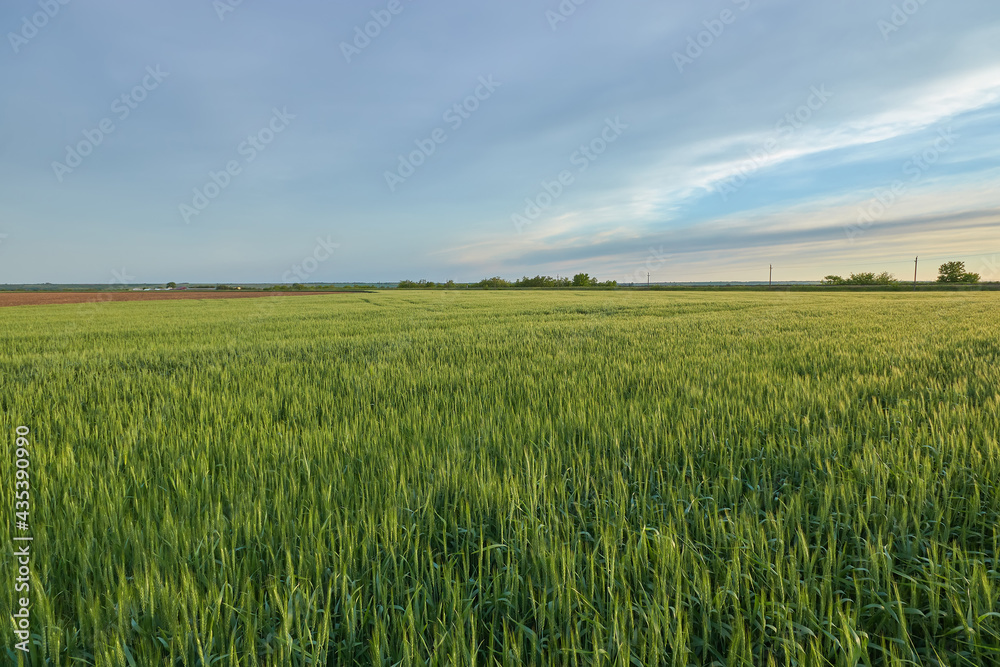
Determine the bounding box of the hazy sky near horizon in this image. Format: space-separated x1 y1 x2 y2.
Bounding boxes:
1 0 999 284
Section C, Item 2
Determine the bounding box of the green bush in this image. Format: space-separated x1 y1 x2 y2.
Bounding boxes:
938 261 980 283
477 276 511 289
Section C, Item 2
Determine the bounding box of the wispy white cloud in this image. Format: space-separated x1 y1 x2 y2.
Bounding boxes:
607 67 1000 225
471 63 1000 280
455 171 1000 281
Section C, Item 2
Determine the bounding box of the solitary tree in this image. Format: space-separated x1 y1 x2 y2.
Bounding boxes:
572 273 597 287
938 261 980 283
166 282 177 289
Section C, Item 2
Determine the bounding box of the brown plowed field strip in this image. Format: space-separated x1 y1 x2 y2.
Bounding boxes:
0 291 355 307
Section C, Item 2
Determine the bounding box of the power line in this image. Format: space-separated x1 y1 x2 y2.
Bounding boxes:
727 252 996 274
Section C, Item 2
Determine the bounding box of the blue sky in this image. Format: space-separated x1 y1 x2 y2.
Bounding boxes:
1 0 998 284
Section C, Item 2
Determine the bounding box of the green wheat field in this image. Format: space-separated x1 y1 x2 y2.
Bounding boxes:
2 290 998 666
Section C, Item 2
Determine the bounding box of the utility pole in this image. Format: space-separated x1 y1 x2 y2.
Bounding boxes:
914 256 918 290
647 272 650 288
769 265 773 287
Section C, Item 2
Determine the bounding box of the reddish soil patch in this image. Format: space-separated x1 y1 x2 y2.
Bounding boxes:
0 291 355 308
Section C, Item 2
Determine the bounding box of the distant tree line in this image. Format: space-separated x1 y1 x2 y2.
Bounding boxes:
477 273 617 289
397 274 618 289
267 284 372 291
821 272 898 286
397 280 457 289
214 284 376 291
823 261 980 286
